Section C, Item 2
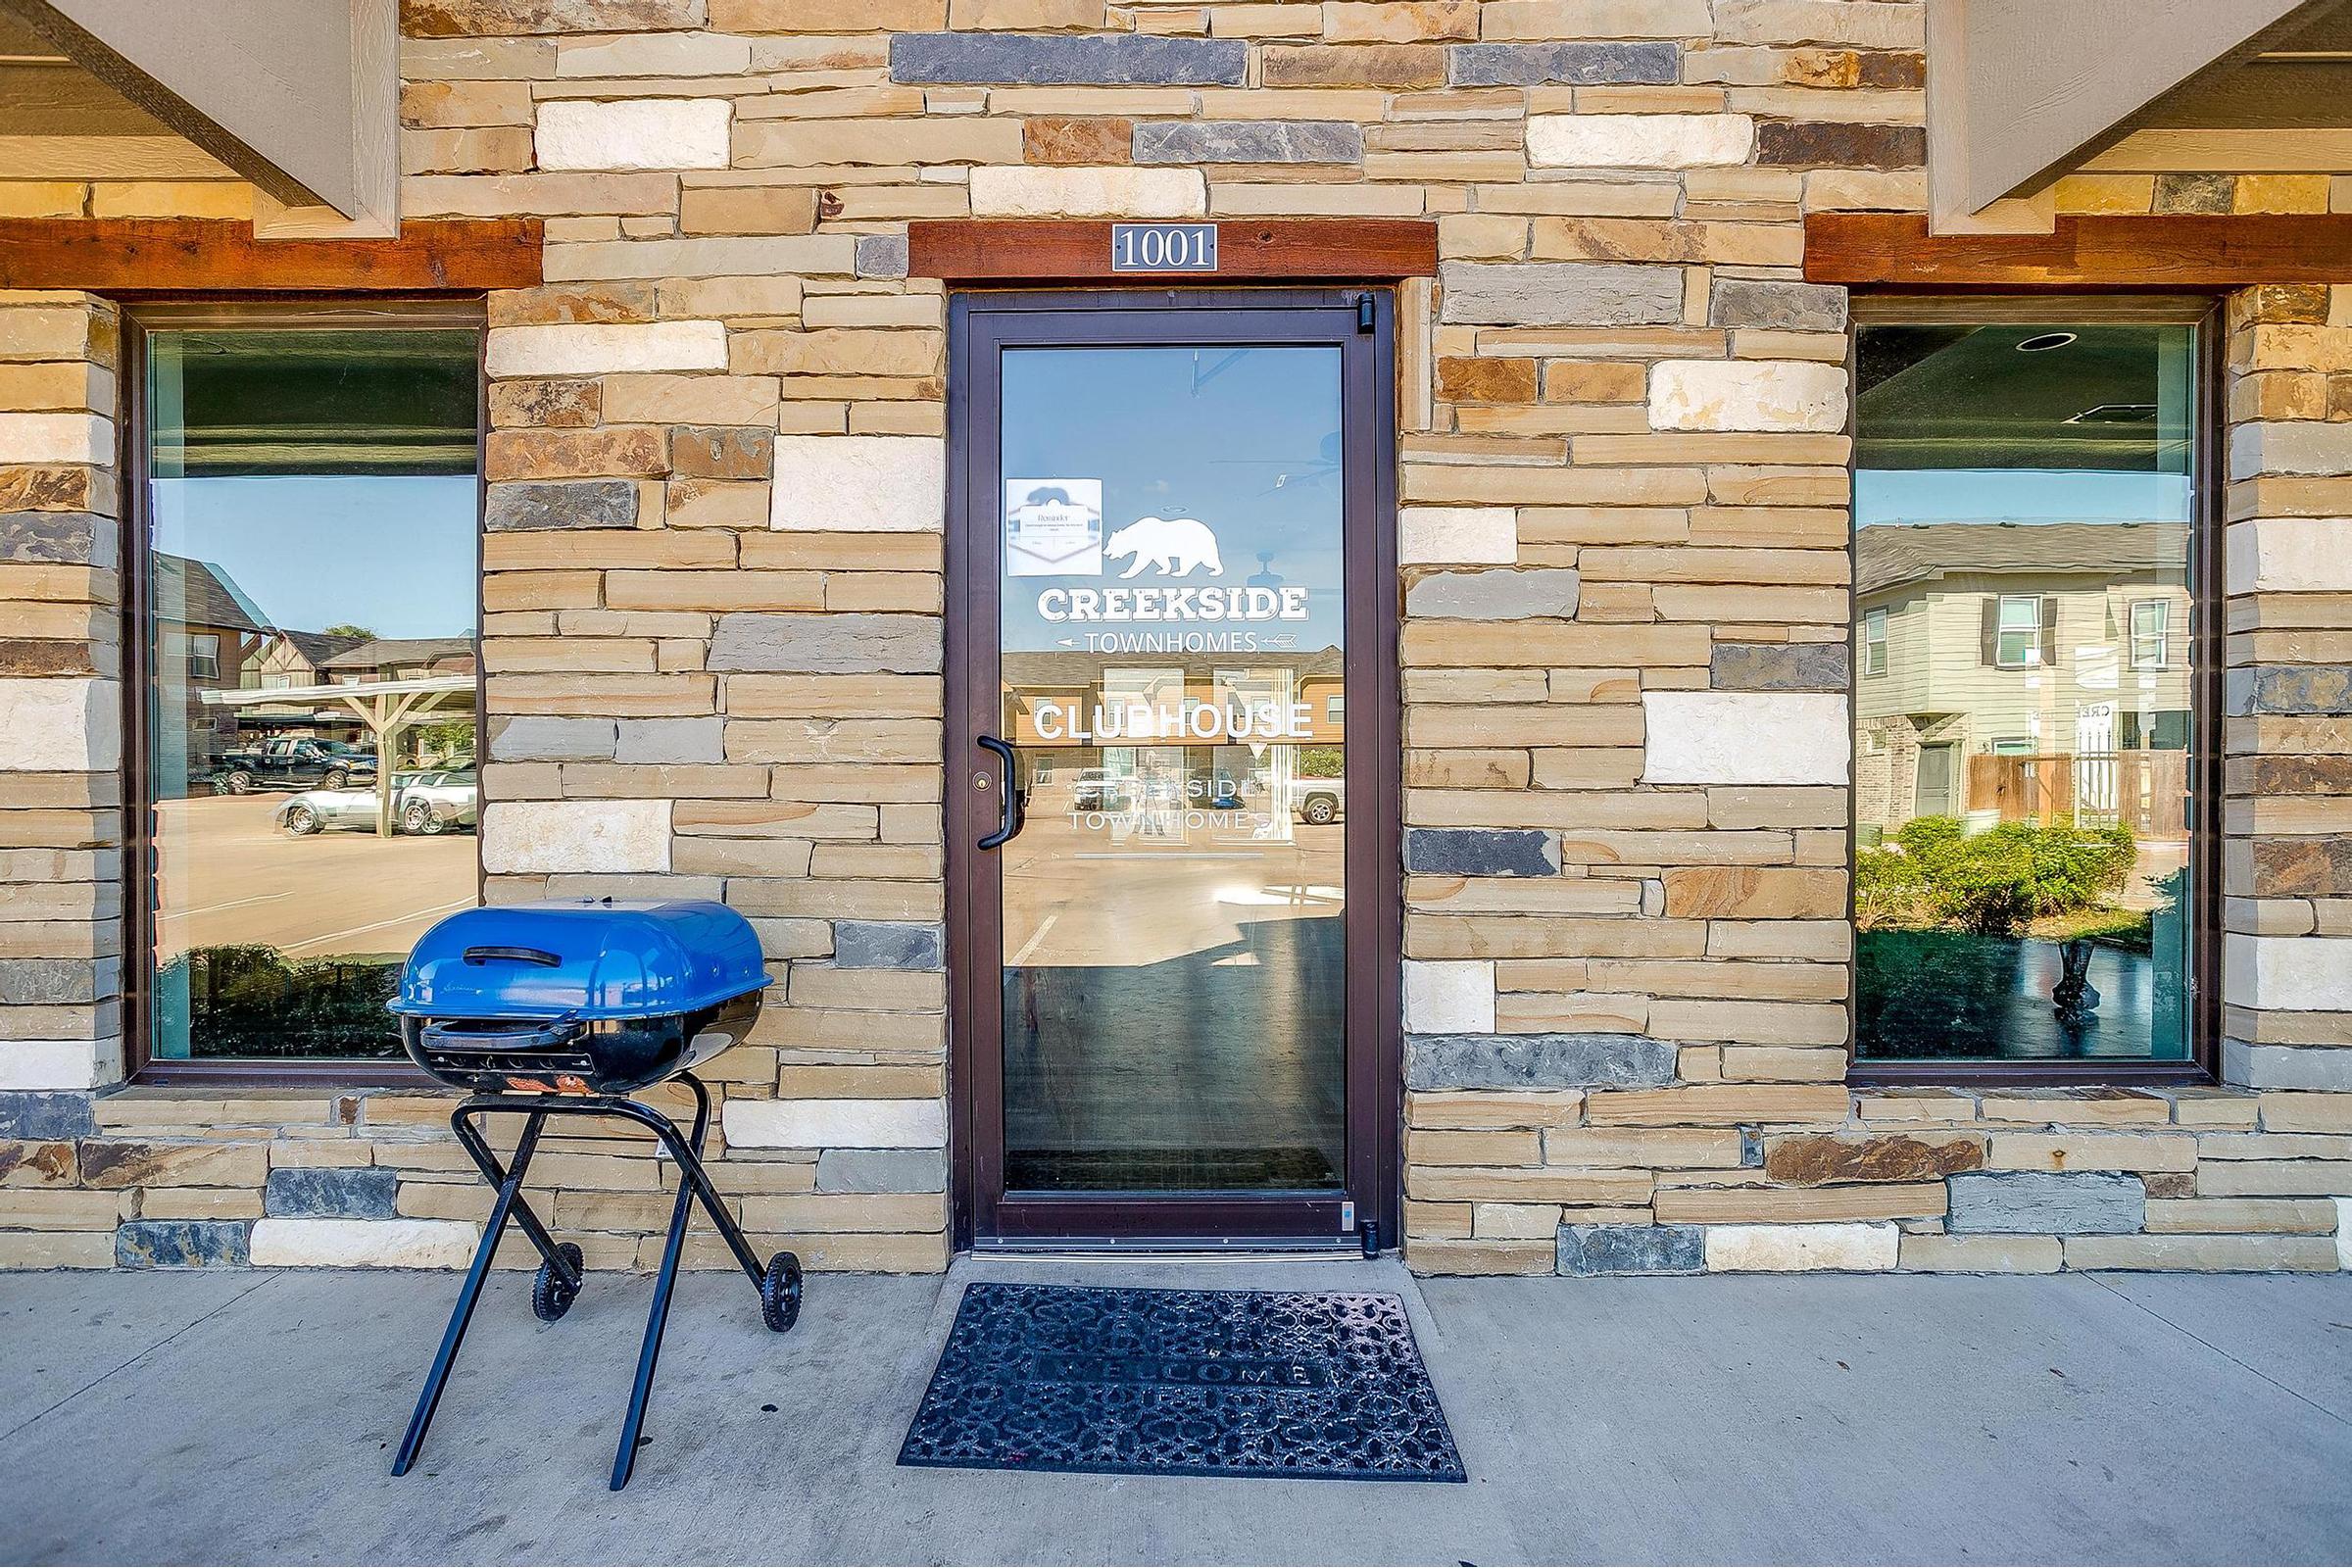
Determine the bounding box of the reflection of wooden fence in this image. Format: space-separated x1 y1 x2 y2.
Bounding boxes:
1968 751 2186 837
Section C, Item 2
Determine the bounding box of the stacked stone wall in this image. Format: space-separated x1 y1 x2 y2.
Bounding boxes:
0 0 2345 1275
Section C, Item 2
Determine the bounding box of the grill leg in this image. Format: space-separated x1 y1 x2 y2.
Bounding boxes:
655 1073 766 1289
452 1106 577 1288
608 1151 696 1492
391 1109 551 1478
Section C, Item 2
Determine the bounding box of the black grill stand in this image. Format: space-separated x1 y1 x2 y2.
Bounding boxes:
389 1070 802 1491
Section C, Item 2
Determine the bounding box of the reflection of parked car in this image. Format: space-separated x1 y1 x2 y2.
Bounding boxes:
398 768 477 835
217 737 376 794
275 769 476 837
1289 776 1343 825
1072 768 1132 811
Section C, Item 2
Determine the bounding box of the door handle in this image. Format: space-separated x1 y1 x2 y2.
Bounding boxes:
976 735 1025 851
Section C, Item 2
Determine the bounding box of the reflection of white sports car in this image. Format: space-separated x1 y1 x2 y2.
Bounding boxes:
275 769 477 837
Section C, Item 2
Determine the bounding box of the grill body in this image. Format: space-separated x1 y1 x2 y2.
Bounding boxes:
390 899 770 1094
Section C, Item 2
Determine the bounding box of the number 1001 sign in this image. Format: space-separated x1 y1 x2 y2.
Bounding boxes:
1109 222 1218 272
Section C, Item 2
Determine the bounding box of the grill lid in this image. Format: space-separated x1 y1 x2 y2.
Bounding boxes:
391 899 772 1022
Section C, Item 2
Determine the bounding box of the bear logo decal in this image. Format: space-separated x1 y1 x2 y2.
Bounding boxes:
1103 515 1224 580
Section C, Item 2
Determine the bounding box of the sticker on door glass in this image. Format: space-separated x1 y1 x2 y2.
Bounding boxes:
1005 479 1102 576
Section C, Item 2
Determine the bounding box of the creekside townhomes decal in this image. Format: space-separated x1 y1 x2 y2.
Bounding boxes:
1029 694 1314 744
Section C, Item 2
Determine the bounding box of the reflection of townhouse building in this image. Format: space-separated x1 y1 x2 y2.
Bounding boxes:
245 629 368 693
1853 522 2191 837
151 554 268 770
318 636 477 685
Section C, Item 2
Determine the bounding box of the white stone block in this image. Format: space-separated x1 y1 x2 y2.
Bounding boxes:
249 1218 479 1269
0 412 110 466
1704 1223 1898 1273
1403 960 1494 1034
486 321 728 378
536 98 732 171
723 1098 947 1150
2224 934 2352 1012
2225 518 2352 594
969 167 1205 219
1399 507 1517 565
1528 114 1754 169
2337 1199 2350 1271
1642 692 1847 785
0 1039 114 1091
1649 360 1847 433
481 800 671 875
0 678 120 772
770 435 945 533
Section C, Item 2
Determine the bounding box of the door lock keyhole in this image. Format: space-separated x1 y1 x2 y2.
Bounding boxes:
974 771 993 790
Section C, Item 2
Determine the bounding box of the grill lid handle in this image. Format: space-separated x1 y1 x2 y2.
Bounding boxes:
461 944 563 967
419 1017 585 1053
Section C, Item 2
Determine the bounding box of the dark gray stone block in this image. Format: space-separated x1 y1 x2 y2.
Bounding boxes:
1133 121 1363 164
264 1167 399 1220
1406 1033 1679 1091
0 1092 95 1140
491 715 615 761
1707 277 1848 331
0 510 111 564
1947 1172 2146 1236
816 1148 948 1195
484 479 637 532
710 612 941 674
1557 1223 1704 1276
2229 665 2352 716
0 957 99 1005
115 1220 250 1269
1404 828 1558 877
1711 641 1850 692
857 233 908 279
891 32 1247 86
833 921 945 971
1438 262 1684 327
1404 566 1580 620
1447 40 1678 87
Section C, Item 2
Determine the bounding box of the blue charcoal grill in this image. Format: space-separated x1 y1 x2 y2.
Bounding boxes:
384 898 801 1491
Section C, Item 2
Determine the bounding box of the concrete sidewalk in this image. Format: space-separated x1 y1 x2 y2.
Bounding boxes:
1 1259 2347 1566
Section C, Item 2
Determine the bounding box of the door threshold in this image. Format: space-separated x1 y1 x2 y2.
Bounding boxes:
973 1238 1369 1261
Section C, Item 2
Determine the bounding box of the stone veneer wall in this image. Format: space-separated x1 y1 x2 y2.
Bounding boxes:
0 0 2346 1275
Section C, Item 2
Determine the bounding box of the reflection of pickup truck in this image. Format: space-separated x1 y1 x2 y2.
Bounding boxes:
1289 776 1343 826
215 737 377 794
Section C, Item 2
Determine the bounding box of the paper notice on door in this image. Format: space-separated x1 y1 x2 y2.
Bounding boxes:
1005 479 1103 577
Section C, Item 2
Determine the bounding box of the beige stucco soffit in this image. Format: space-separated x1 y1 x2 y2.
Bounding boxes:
1927 0 2334 234
0 0 396 236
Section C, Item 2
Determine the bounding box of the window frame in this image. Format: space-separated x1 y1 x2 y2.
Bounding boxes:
2130 597 2172 669
1993 593 2042 668
121 298 486 1088
1860 607 1888 677
1844 294 2222 1088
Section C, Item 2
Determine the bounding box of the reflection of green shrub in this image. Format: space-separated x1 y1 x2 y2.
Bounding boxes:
1857 815 2135 937
1298 747 1345 779
163 945 402 1059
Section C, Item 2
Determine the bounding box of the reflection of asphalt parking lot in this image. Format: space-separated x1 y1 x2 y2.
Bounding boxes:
156 794 476 961
1003 782 1346 968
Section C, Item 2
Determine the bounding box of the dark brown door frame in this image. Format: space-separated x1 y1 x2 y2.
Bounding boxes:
945 287 1402 1250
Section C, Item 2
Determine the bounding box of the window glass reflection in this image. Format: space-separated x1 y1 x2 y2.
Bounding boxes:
1853 321 2196 1062
145 326 479 1061
998 345 1348 1191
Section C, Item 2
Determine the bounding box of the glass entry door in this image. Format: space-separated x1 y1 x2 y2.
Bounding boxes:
948 292 1397 1248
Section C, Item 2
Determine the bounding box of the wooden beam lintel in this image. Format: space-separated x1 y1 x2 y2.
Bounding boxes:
908 219 1439 283
1807 212 2352 288
0 217 543 292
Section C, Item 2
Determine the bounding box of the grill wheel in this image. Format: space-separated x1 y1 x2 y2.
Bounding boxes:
760 1250 803 1333
532 1242 585 1323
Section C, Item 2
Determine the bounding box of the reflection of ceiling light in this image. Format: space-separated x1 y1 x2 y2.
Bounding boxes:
2017 332 2077 352
2065 403 2158 425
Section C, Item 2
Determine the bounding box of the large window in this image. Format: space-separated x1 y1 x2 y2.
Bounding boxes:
1851 304 2208 1074
132 307 481 1070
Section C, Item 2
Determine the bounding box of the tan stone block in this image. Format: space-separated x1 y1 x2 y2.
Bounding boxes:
1324 0 1478 40
1899 1233 2063 1272
1655 1183 1943 1223
952 0 1104 24
680 184 820 236
2063 1232 2340 1271
1979 1091 2170 1127
0 1188 119 1229
139 1187 263 1221
1989 1133 2198 1173
1405 1128 1544 1166
1406 1199 1475 1239
1542 1128 1745 1168
2262 1093 2352 1133
0 1230 111 1267
740 118 1023 168
1409 1166 1651 1204
1472 1201 1562 1240
1588 1085 1850 1127
2145 1197 2337 1235
0 183 86 219
1407 1090 1586 1130
2197 1161 2352 1198
1405 1236 1555 1275
78 1140 267 1190
1262 42 1446 87
733 328 941 378
710 0 945 25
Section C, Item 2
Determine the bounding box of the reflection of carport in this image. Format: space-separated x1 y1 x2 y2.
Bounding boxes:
201 675 471 836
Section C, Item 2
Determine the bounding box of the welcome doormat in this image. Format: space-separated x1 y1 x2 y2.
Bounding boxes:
897 1282 1466 1483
